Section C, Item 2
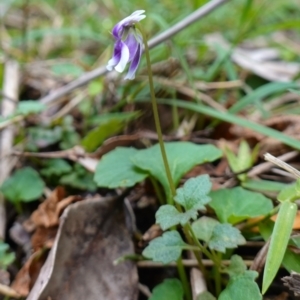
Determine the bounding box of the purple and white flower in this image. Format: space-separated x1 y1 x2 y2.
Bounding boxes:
106 10 145 80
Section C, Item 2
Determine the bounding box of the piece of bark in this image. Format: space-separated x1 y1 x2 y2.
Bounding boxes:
27 196 138 300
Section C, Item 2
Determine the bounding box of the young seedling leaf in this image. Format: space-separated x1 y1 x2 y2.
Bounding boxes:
219 271 262 300
277 179 300 202
155 205 197 230
191 216 219 243
208 223 246 253
224 140 255 181
149 278 183 300
223 255 247 277
261 202 298 294
41 159 72 177
15 101 46 116
132 142 222 201
142 231 188 264
174 175 212 210
0 241 15 270
209 187 273 224
94 147 148 188
60 164 97 191
81 118 124 152
0 167 45 203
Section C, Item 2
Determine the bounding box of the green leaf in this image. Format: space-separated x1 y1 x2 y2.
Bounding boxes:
0 241 15 270
192 218 245 252
260 219 300 274
88 80 103 96
224 140 255 181
94 147 148 188
132 142 222 201
219 271 262 300
41 159 72 177
88 112 140 127
0 167 45 203
277 179 300 202
261 202 298 294
156 205 197 230
223 255 247 277
142 231 188 264
209 187 273 224
192 216 219 243
242 179 287 193
81 119 125 152
15 101 46 116
27 126 62 150
60 164 96 191
149 279 183 300
208 223 246 253
156 175 213 230
197 291 216 300
174 175 212 210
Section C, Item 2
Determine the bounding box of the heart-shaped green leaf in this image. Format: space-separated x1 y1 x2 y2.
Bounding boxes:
94 147 148 188
209 187 273 224
149 279 183 300
132 142 222 201
1 167 45 203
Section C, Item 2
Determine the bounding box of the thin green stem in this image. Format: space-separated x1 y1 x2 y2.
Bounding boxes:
137 24 176 204
137 24 191 300
211 250 222 296
150 176 165 205
177 257 192 300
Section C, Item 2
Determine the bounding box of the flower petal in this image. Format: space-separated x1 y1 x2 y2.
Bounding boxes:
124 32 139 61
124 37 142 80
112 10 146 39
106 40 123 71
114 41 130 73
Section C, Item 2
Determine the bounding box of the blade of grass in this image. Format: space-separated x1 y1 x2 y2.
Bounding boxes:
153 98 300 151
229 82 300 114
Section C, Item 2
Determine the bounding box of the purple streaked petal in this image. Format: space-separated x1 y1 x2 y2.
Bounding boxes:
124 41 142 80
112 10 146 39
114 41 130 73
106 39 123 71
124 33 139 61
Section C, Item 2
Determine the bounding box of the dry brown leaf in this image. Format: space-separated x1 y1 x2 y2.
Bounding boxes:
11 250 47 297
31 226 58 252
30 187 81 228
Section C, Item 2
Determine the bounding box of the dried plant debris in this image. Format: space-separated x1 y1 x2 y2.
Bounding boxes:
282 272 300 296
27 196 138 300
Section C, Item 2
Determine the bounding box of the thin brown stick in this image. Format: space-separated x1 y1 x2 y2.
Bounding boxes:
247 151 298 178
0 60 20 239
137 259 253 268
